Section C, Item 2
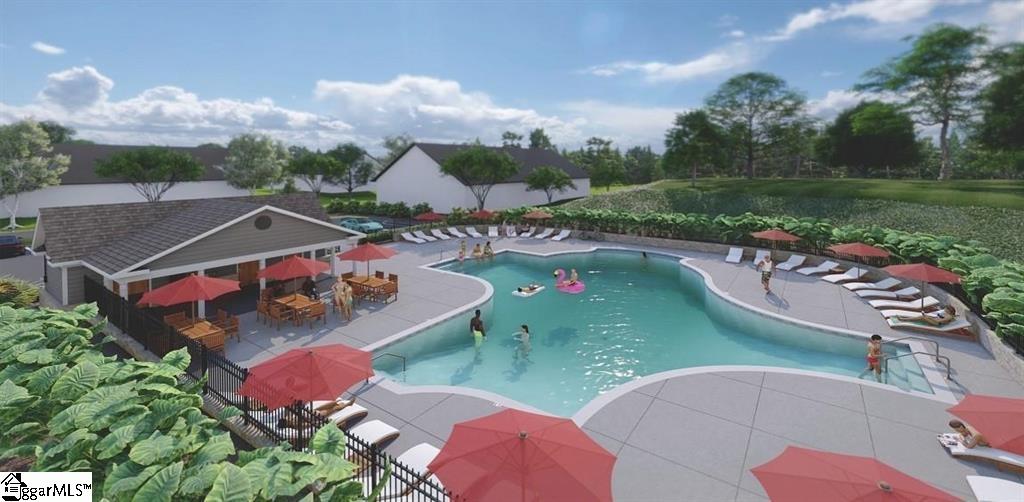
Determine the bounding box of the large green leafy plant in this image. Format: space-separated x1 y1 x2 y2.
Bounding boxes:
0 305 378 501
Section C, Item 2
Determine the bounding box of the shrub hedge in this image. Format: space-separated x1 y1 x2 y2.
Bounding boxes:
0 277 39 308
326 199 432 219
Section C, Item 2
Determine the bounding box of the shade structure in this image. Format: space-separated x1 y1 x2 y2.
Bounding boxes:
828 242 892 259
337 242 397 275
237 344 373 410
428 409 615 502
751 446 958 502
522 209 553 220
947 394 1024 455
469 209 496 220
414 211 445 222
750 229 801 242
883 263 962 284
137 274 240 307
257 255 330 281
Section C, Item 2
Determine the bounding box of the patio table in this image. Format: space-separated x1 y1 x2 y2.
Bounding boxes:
346 276 392 302
273 294 319 324
178 320 225 352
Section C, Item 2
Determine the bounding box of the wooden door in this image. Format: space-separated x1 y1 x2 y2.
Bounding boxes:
238 261 259 286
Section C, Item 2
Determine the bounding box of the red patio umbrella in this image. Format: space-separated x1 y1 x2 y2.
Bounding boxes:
948 394 1024 455
828 242 892 264
752 446 958 502
258 255 330 294
337 242 397 275
522 209 553 220
414 211 445 223
882 263 961 311
428 408 616 502
469 209 496 220
750 229 801 242
137 274 240 325
237 344 373 410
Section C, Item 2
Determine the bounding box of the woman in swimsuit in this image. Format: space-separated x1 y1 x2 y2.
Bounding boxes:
471 243 483 259
568 268 579 286
483 241 494 258
898 305 956 326
458 240 467 262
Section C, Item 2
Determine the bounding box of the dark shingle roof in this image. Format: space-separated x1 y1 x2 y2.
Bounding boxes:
38 193 329 272
52 144 228 185
372 143 588 183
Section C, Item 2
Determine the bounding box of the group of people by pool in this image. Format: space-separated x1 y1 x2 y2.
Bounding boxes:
458 239 494 262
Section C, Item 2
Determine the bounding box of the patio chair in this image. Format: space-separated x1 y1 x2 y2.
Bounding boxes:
855 286 920 299
506 225 517 238
945 443 1024 473
303 302 327 328
966 476 1024 501
326 402 368 429
534 228 555 239
753 249 771 264
447 227 468 238
775 254 806 271
551 229 571 241
725 247 743 263
401 232 425 244
214 315 240 342
215 309 229 323
488 226 499 237
868 296 939 310
822 267 869 283
430 228 452 240
377 281 398 304
267 304 294 330
886 316 972 335
520 226 536 237
843 277 901 291
796 260 841 276
163 312 190 329
412 230 437 242
466 227 483 238
375 270 385 279
256 300 271 325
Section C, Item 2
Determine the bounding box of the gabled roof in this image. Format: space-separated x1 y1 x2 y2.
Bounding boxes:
37 193 332 270
372 143 588 183
52 143 228 185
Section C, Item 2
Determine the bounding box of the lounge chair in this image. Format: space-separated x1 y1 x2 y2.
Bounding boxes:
551 229 571 241
520 226 536 238
534 228 554 239
488 226 499 238
868 296 940 310
775 254 806 271
725 247 743 264
430 229 451 240
796 260 840 276
447 227 467 238
401 232 425 244
886 316 971 334
966 475 1024 502
822 267 869 283
843 277 902 291
946 443 1024 473
381 443 444 496
753 249 771 265
325 403 369 428
856 286 920 299
506 226 517 238
465 227 483 238
412 230 437 242
348 419 401 447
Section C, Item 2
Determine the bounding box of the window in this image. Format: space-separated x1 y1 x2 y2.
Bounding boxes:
254 215 272 230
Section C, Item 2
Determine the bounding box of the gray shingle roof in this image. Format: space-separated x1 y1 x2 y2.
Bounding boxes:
38 193 329 273
372 143 588 183
52 144 228 185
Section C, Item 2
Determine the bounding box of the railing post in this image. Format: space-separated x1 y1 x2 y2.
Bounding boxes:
370 443 380 495
201 344 209 393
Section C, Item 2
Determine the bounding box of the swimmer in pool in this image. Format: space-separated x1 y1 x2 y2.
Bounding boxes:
470 309 486 349
516 283 541 293
864 334 883 381
514 324 531 360
568 268 579 286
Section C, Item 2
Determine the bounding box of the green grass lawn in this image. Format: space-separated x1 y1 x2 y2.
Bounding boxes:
316 191 376 206
589 183 640 194
650 178 1024 210
0 217 37 232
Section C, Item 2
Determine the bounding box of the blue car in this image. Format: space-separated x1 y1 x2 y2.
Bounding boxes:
336 217 385 233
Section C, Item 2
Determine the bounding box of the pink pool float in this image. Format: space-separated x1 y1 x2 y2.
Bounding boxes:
553 268 586 294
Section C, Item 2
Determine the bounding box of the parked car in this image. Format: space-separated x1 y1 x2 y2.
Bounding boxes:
335 217 385 233
0 235 25 258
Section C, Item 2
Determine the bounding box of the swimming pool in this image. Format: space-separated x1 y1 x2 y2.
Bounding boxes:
373 250 932 416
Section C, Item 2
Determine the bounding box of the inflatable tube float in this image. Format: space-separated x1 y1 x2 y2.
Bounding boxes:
553 269 586 294
512 285 545 298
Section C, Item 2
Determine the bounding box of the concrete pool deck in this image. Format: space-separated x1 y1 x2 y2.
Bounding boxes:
222 236 1024 501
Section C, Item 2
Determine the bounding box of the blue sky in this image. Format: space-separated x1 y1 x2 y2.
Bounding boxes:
1 1 1021 152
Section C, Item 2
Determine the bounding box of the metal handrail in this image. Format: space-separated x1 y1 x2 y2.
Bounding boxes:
882 336 941 359
372 352 407 375
882 351 951 380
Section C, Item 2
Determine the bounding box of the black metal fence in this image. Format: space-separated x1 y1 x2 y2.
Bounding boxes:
83 276 451 501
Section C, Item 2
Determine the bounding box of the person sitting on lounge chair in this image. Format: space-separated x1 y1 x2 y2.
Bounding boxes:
949 419 990 449
898 305 955 326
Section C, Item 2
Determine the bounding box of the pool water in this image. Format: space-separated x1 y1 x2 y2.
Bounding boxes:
374 250 931 416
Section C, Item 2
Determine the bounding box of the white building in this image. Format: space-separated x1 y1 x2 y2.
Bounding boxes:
373 143 590 212
6 144 248 218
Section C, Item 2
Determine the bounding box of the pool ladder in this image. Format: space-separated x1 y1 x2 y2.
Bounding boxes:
881 336 952 380
372 353 407 382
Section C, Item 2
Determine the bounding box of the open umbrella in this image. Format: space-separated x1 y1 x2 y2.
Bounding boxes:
948 394 1024 455
828 242 891 264
428 408 615 502
414 211 445 223
337 242 397 275
258 255 330 295
882 263 961 310
522 209 553 220
751 229 801 259
237 344 373 410
137 274 240 326
752 446 958 502
469 209 496 220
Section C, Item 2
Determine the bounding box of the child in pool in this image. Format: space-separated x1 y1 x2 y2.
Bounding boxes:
865 334 883 381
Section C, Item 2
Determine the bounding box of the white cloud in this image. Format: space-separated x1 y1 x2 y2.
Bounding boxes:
724 30 746 38
806 88 905 119
988 1 1024 43
38 66 114 110
820 70 843 78
582 42 755 83
765 0 971 41
560 101 679 150
31 41 65 55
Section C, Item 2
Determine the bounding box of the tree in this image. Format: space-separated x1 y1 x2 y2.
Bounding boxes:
37 121 77 144
525 165 576 203
705 72 806 178
0 120 70 229
528 128 555 151
622 146 660 184
501 131 523 148
326 143 375 193
439 143 520 210
286 150 342 194
577 137 625 191
95 146 206 202
223 133 289 193
663 110 729 185
856 24 988 180
380 134 414 166
976 43 1024 152
820 102 918 178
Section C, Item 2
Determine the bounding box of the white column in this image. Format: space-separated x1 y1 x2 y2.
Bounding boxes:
258 258 267 291
103 277 113 290
61 267 70 305
118 280 129 300
197 270 206 318
329 247 338 276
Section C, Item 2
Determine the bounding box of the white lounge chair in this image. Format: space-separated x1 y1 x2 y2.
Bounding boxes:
488 226 499 238
887 317 971 334
775 254 806 271
401 232 425 244
520 226 536 237
725 247 743 264
325 403 369 428
753 249 771 265
551 229 571 241
967 475 1024 502
822 267 869 283
383 443 443 496
506 226 517 237
879 309 930 318
843 277 902 291
430 229 451 240
796 260 840 276
348 420 401 447
869 296 939 310
534 228 554 239
413 230 437 242
447 227 467 238
856 286 920 299
947 443 1024 473
465 227 484 238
